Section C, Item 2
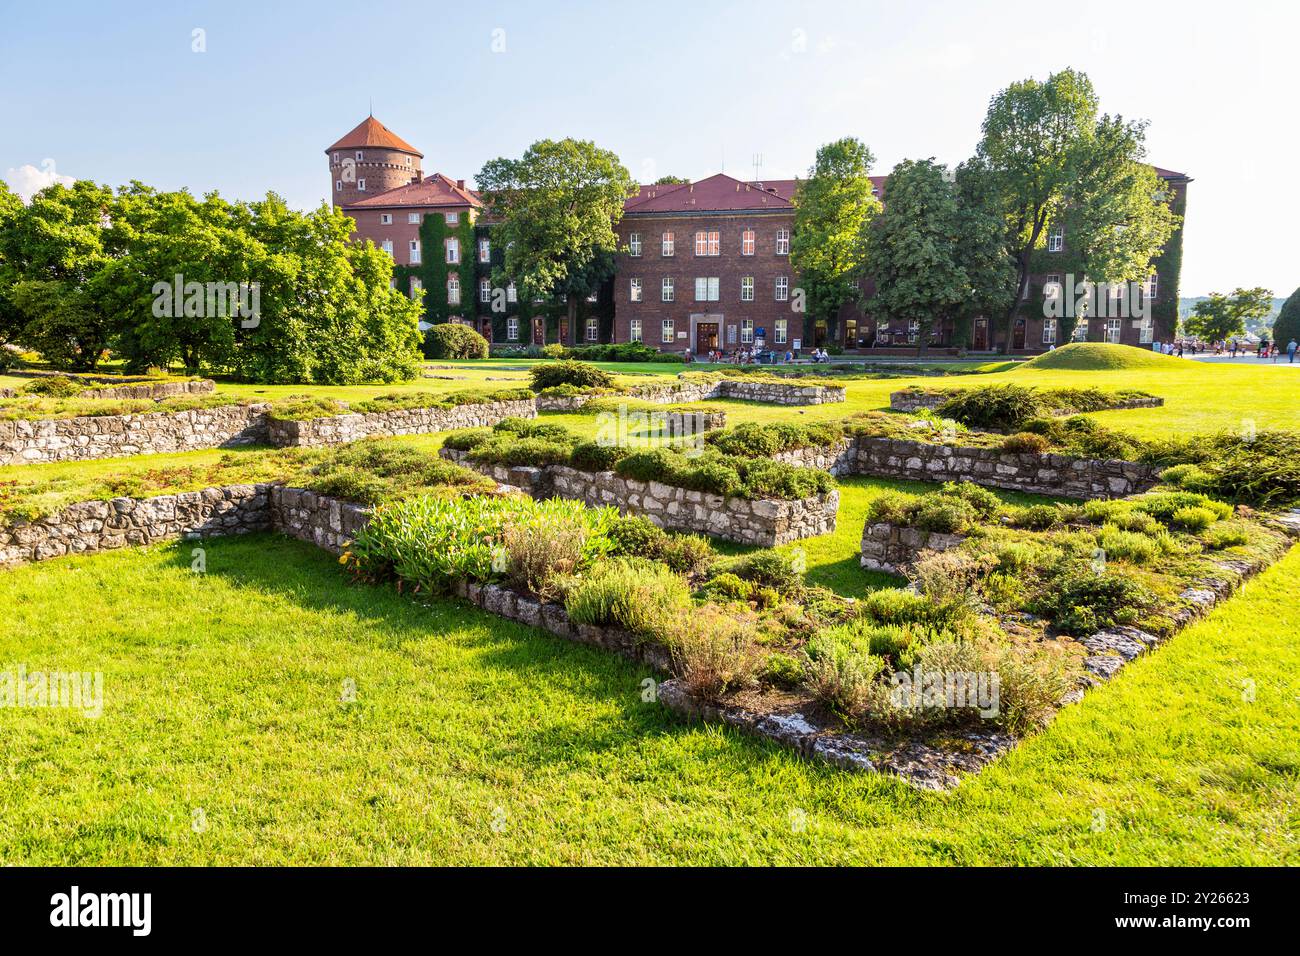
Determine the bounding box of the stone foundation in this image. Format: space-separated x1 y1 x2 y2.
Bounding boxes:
888 389 1165 415
0 403 269 466
266 398 536 447
537 377 844 412
73 379 217 401
441 448 837 546
859 520 966 574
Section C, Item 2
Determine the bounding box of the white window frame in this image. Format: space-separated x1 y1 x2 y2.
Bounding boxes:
355 150 364 161
445 238 459 264
1042 318 1057 345
1074 320 1089 342
1144 273 1158 300
1105 318 1122 343
479 279 491 303
335 181 342 192
1047 226 1064 253
586 316 599 342
507 316 519 341
661 231 674 257
381 239 393 256
380 213 392 225
506 283 517 304
740 319 754 344
775 276 789 301
775 228 790 255
740 276 754 301
1139 317 1154 344
694 231 720 256
630 318 642 343
662 277 674 302
695 277 719 302
447 275 460 305
661 319 674 344
630 278 643 302
775 318 787 345
357 178 366 191
410 277 423 300
445 212 459 226
628 232 642 257
908 320 920 344
741 229 755 256
408 212 421 224
1044 274 1062 300
409 240 421 265
479 238 491 263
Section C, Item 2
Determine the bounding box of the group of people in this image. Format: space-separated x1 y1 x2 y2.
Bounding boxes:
1156 338 1299 361
690 348 804 365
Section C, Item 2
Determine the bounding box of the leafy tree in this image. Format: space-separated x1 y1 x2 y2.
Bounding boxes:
1272 287 1300 347
0 182 25 367
867 159 1015 353
0 180 122 369
1183 288 1274 343
790 137 880 344
476 139 634 345
654 175 689 185
974 68 1178 352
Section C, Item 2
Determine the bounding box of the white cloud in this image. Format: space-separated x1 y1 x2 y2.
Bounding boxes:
3 160 76 201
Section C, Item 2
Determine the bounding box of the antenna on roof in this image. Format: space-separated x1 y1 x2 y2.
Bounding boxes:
752 153 763 185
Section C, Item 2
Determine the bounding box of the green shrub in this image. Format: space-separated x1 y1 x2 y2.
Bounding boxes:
1095 525 1163 564
606 514 663 555
1171 505 1218 532
540 343 566 359
665 605 762 701
801 630 887 720
1010 503 1064 530
937 384 1046 432
728 550 806 595
441 428 493 451
1158 463 1213 491
423 323 489 360
528 360 614 392
655 532 715 577
912 495 978 534
565 557 691 636
468 435 575 467
569 440 628 472
21 375 85 398
702 572 753 601
707 420 844 457
866 490 917 525
761 652 803 689
305 438 491 505
938 481 1003 518
267 395 347 421
1135 491 1233 524
1033 570 1157 635
1001 432 1051 454
1202 525 1250 550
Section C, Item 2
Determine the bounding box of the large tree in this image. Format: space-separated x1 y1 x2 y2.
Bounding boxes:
0 182 25 367
790 137 880 345
1182 288 1274 344
1272 287 1300 347
867 159 1015 354
476 139 634 345
974 68 1178 352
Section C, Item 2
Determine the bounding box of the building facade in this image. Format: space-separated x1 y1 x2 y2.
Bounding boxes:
328 116 1189 355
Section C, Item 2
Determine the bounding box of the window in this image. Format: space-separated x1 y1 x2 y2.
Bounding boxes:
741 229 755 256
445 212 458 226
661 319 674 343
507 316 519 341
775 228 790 254
775 276 789 301
741 319 754 344
408 213 421 224
478 238 491 263
479 279 491 303
447 275 460 305
630 278 643 302
389 278 397 290
661 231 674 256
1044 274 1062 300
1074 320 1089 342
1043 318 1057 345
694 277 719 302
775 318 788 345
410 277 423 300
908 320 920 344
630 319 643 343
405 155 412 166
1105 318 1122 343
355 151 364 161
1139 317 1154 344
506 282 517 303
445 238 459 263
381 239 393 256
727 324 737 345
586 317 599 342
357 179 366 191
662 277 674 302
1047 226 1064 253
1144 273 1158 300
335 181 342 192
380 213 392 225
628 232 642 257
409 240 421 265
694 231 720 256
333 153 340 164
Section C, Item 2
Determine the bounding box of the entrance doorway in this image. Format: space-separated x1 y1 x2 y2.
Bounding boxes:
1012 318 1026 350
973 318 988 350
696 321 719 352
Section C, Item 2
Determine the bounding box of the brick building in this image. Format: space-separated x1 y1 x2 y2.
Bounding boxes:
327 116 1189 355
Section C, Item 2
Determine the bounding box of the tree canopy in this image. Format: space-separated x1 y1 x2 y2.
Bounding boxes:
1272 287 1300 346
1183 288 1274 343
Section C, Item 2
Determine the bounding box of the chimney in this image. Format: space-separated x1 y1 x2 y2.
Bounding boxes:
456 179 465 189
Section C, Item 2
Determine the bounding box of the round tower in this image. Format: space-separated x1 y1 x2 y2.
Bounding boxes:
326 116 423 207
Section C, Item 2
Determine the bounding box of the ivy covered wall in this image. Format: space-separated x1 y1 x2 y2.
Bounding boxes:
391 211 478 326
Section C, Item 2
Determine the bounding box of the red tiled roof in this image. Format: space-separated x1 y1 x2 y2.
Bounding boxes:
326 116 423 156
1153 166 1190 181
623 172 890 213
344 173 482 210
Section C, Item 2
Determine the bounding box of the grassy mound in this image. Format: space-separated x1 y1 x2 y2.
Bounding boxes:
1019 343 1183 371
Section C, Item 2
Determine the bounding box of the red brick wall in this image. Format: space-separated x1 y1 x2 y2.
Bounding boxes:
328 146 422 208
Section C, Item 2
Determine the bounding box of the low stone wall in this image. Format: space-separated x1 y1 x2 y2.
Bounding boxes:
714 379 845 405
537 378 843 412
852 435 1158 499
441 448 838 546
771 439 859 477
888 389 1165 415
0 403 269 466
0 484 273 566
265 398 536 448
859 520 966 575
268 486 372 554
74 379 216 401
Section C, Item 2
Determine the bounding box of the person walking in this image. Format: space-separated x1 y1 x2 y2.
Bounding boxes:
1288 339 1298 363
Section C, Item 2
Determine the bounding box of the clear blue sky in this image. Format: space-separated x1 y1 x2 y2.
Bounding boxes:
1 0 1294 297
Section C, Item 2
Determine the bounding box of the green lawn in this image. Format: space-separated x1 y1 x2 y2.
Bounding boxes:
1 532 1296 865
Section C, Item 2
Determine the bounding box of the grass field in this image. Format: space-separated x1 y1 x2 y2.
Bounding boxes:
1 532 1296 865
2 350 1298 865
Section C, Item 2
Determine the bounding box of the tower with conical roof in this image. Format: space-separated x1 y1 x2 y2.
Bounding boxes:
326 116 423 208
